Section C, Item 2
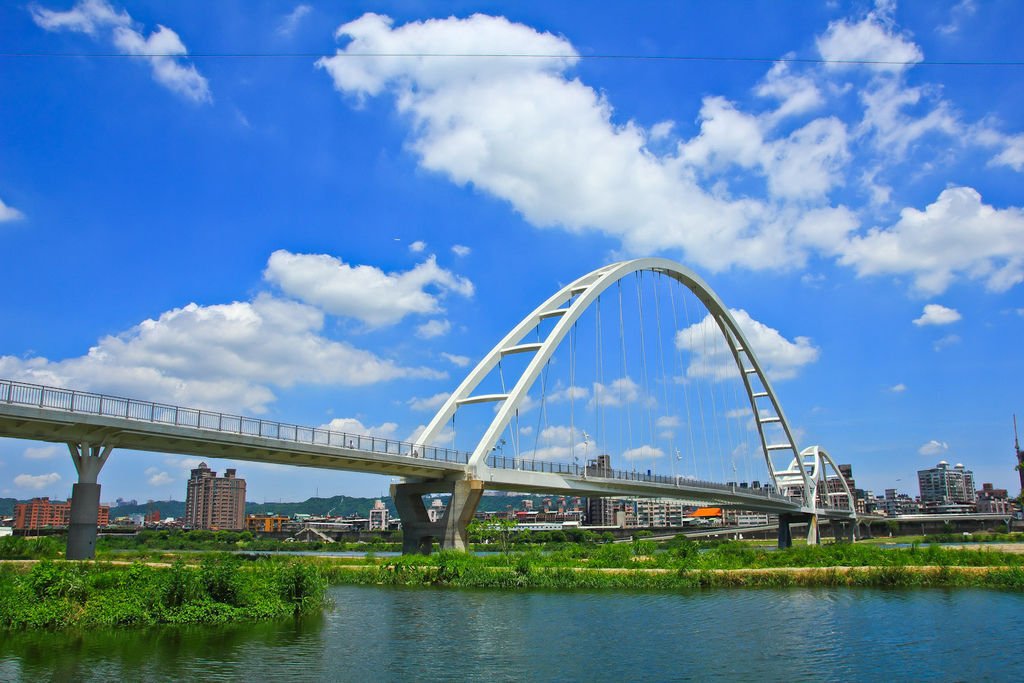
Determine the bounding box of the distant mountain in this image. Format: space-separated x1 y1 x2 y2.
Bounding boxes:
247 495 394 518
97 492 588 521
0 498 17 517
110 500 186 519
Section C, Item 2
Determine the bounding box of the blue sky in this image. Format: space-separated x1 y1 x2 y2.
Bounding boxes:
1 0 1022 506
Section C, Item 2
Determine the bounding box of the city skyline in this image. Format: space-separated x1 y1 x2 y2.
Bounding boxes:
1 1 1022 502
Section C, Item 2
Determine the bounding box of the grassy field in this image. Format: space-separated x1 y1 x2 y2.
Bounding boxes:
4 534 1024 631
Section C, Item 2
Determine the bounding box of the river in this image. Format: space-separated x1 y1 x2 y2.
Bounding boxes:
1 585 1021 681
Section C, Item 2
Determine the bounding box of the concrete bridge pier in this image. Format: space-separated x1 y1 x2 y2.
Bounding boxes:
391 478 484 555
806 514 820 545
777 513 794 549
66 442 112 560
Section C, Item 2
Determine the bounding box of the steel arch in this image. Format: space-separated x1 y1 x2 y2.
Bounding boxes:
417 258 811 498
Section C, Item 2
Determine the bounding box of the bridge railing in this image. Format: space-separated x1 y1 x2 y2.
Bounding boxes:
2 377 825 509
0 378 469 465
485 454 797 505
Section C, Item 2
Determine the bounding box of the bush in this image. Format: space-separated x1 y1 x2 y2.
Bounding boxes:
161 559 200 609
25 560 86 602
0 536 63 560
277 561 327 614
200 555 244 606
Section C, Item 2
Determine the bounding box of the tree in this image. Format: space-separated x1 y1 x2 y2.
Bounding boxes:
468 517 518 554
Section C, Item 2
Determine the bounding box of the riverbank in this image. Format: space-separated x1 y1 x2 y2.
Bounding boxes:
4 540 1024 630
325 561 1024 590
0 556 328 630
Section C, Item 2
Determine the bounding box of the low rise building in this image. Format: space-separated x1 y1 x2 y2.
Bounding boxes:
14 497 110 530
368 500 389 530
246 513 291 533
976 483 1011 515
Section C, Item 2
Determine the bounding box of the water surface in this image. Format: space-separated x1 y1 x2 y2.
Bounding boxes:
1 585 1020 681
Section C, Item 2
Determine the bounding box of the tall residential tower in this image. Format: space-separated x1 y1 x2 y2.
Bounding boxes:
184 462 246 530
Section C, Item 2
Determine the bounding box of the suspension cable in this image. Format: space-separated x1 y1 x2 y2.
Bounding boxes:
668 282 698 479
635 271 658 474
617 281 633 469
651 272 677 478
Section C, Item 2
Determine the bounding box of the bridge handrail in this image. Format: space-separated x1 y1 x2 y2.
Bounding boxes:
1 377 817 510
0 378 469 465
484 454 798 505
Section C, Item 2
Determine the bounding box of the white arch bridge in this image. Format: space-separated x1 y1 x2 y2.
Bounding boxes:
0 258 857 557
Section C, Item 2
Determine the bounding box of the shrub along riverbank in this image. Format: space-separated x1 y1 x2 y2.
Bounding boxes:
0 555 328 630
3 537 1024 631
260 539 1024 591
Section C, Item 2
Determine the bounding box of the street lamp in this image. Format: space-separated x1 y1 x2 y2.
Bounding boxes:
581 431 591 477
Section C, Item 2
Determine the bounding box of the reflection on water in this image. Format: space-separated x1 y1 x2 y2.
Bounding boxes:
2 586 1022 681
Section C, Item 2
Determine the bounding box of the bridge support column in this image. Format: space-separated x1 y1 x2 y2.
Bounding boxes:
777 514 793 549
66 442 112 560
806 514 819 545
391 478 484 555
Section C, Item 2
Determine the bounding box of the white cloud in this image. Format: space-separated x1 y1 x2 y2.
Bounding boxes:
409 240 427 253
314 9 1024 298
111 24 211 103
451 244 471 257
649 120 675 140
622 445 665 460
591 377 644 408
0 197 25 222
990 134 1024 172
408 392 450 411
524 424 591 462
416 319 451 339
24 445 61 460
0 293 442 414
937 0 976 36
978 129 1024 172
838 187 1024 295
933 334 961 352
888 383 907 393
317 13 862 274
147 471 173 486
655 415 681 428
441 352 471 368
321 417 399 439
681 97 850 201
815 2 923 72
548 385 589 403
857 80 959 159
406 423 454 446
918 439 949 457
264 251 473 327
30 0 129 34
14 472 61 490
165 456 204 471
32 0 210 103
913 304 961 326
755 60 824 123
277 3 312 38
675 309 819 381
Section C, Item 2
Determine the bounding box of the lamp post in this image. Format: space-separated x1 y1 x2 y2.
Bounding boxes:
581 431 591 478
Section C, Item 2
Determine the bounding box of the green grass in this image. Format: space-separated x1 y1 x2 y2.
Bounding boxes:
0 555 329 630
298 540 1024 592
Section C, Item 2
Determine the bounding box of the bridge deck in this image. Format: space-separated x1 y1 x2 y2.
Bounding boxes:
0 379 854 518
